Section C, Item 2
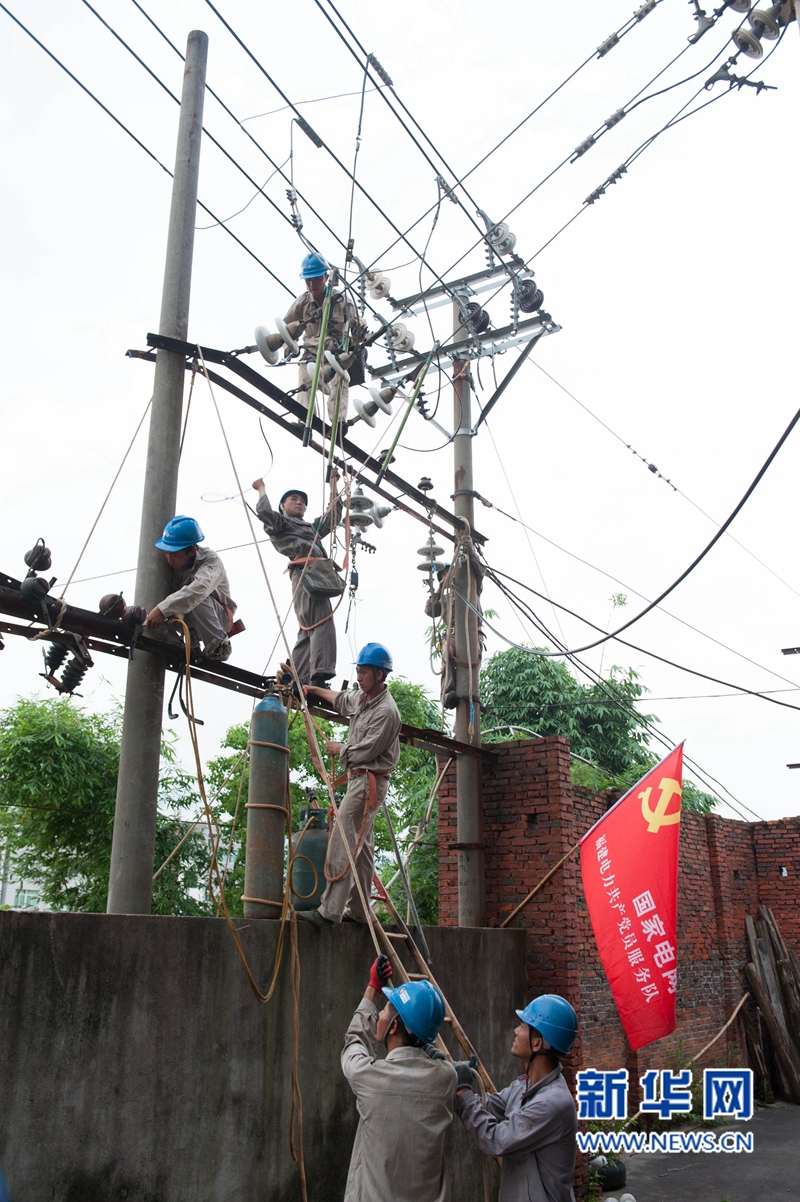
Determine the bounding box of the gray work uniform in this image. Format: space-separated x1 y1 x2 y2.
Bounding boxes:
341 997 456 1202
158 546 235 655
319 686 401 923
455 1067 577 1202
255 492 342 683
284 289 359 423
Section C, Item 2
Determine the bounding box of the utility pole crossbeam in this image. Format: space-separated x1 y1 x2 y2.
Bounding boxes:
452 299 485 928
107 31 208 915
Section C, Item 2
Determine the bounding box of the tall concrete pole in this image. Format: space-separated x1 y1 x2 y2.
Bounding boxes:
107 31 208 915
452 298 485 927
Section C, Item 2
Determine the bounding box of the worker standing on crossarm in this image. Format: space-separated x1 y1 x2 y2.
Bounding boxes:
454 995 579 1202
342 954 456 1201
301 643 401 925
252 476 342 686
284 252 360 425
145 516 237 662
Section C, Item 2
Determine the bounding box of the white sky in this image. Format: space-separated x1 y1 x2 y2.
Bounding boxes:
1 0 798 822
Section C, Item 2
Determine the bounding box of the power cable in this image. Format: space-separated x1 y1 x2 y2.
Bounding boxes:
484 565 800 717
474 494 800 692
0 2 293 294
526 356 800 604
485 396 800 657
241 85 386 122
201 0 461 304
479 572 762 820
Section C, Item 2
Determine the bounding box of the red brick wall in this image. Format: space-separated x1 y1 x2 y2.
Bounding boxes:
438 737 800 1077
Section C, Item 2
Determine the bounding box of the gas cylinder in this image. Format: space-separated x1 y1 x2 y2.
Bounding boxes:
291 804 329 911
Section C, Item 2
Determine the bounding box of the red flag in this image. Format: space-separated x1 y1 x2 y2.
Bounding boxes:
580 745 684 1051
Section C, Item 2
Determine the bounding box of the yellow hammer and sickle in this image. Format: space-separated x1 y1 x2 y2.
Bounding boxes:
640 777 682 834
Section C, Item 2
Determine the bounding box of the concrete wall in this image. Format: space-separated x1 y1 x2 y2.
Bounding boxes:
0 912 525 1202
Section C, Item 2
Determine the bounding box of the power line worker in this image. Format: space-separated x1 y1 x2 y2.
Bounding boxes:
252 476 342 686
454 995 578 1202
342 954 456 1202
283 251 360 425
302 643 401 926
145 516 236 662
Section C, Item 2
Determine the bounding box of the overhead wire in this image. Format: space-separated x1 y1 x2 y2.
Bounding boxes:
482 395 800 658
0 2 295 294
477 571 762 820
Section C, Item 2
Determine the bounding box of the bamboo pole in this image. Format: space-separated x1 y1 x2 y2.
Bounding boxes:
499 844 579 929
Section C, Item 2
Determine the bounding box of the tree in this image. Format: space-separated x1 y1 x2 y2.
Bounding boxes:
0 697 210 913
480 646 716 813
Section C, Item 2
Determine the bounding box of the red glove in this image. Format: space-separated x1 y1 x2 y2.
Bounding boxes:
368 954 393 991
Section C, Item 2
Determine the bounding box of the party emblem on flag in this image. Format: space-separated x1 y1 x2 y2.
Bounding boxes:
580 745 684 1051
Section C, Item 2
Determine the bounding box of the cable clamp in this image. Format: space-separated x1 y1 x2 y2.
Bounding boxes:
454 427 478 438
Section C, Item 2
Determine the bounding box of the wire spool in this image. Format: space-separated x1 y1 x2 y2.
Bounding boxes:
366 271 391 299
488 221 517 255
352 395 377 427
461 302 491 335
749 4 781 37
516 278 544 313
389 322 415 353
368 385 396 414
275 316 300 355
731 25 763 55
324 350 351 383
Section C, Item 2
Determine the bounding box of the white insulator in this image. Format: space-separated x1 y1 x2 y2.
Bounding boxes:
254 326 279 365
350 486 374 512
324 350 351 383
489 221 517 255
417 558 443 572
352 396 377 427
275 316 299 354
367 272 391 299
349 510 374 530
417 541 445 559
389 322 408 349
368 385 395 415
371 505 392 529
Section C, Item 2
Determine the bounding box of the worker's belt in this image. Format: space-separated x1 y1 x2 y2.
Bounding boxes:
332 768 391 812
285 556 343 573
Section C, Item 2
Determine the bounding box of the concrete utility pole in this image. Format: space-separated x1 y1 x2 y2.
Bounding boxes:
452 298 485 928
107 31 208 915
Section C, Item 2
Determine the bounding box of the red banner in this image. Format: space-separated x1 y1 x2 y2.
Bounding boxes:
580 745 684 1051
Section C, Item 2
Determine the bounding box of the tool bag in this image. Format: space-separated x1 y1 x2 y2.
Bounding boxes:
299 557 346 600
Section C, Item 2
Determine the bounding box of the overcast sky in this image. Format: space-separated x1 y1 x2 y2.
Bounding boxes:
1 0 798 823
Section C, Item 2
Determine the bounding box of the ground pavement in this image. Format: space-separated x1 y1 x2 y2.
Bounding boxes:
603 1102 799 1202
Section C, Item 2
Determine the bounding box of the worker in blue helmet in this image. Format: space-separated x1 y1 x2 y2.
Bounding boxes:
282 252 361 425
251 476 343 685
454 994 579 1201
146 516 238 662
341 953 456 1201
300 643 401 926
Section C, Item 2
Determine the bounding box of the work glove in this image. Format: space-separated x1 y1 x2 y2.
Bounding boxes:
453 1055 478 1091
424 1044 447 1061
368 954 393 991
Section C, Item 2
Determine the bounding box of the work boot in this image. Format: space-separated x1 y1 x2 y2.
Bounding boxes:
310 674 332 689
204 639 232 663
296 907 334 927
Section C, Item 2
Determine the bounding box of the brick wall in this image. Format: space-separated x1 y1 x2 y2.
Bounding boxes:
438 736 800 1078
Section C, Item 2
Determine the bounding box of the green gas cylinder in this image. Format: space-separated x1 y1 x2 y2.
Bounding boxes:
291 804 329 911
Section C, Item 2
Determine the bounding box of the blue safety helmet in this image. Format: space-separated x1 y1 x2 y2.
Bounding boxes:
515 994 578 1057
155 515 204 552
280 489 309 510
383 980 445 1045
300 251 329 279
356 643 393 674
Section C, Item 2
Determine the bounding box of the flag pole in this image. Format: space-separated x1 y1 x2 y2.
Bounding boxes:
499 843 580 929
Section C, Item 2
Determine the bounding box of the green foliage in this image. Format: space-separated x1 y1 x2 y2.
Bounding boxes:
481 646 655 776
0 697 209 914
